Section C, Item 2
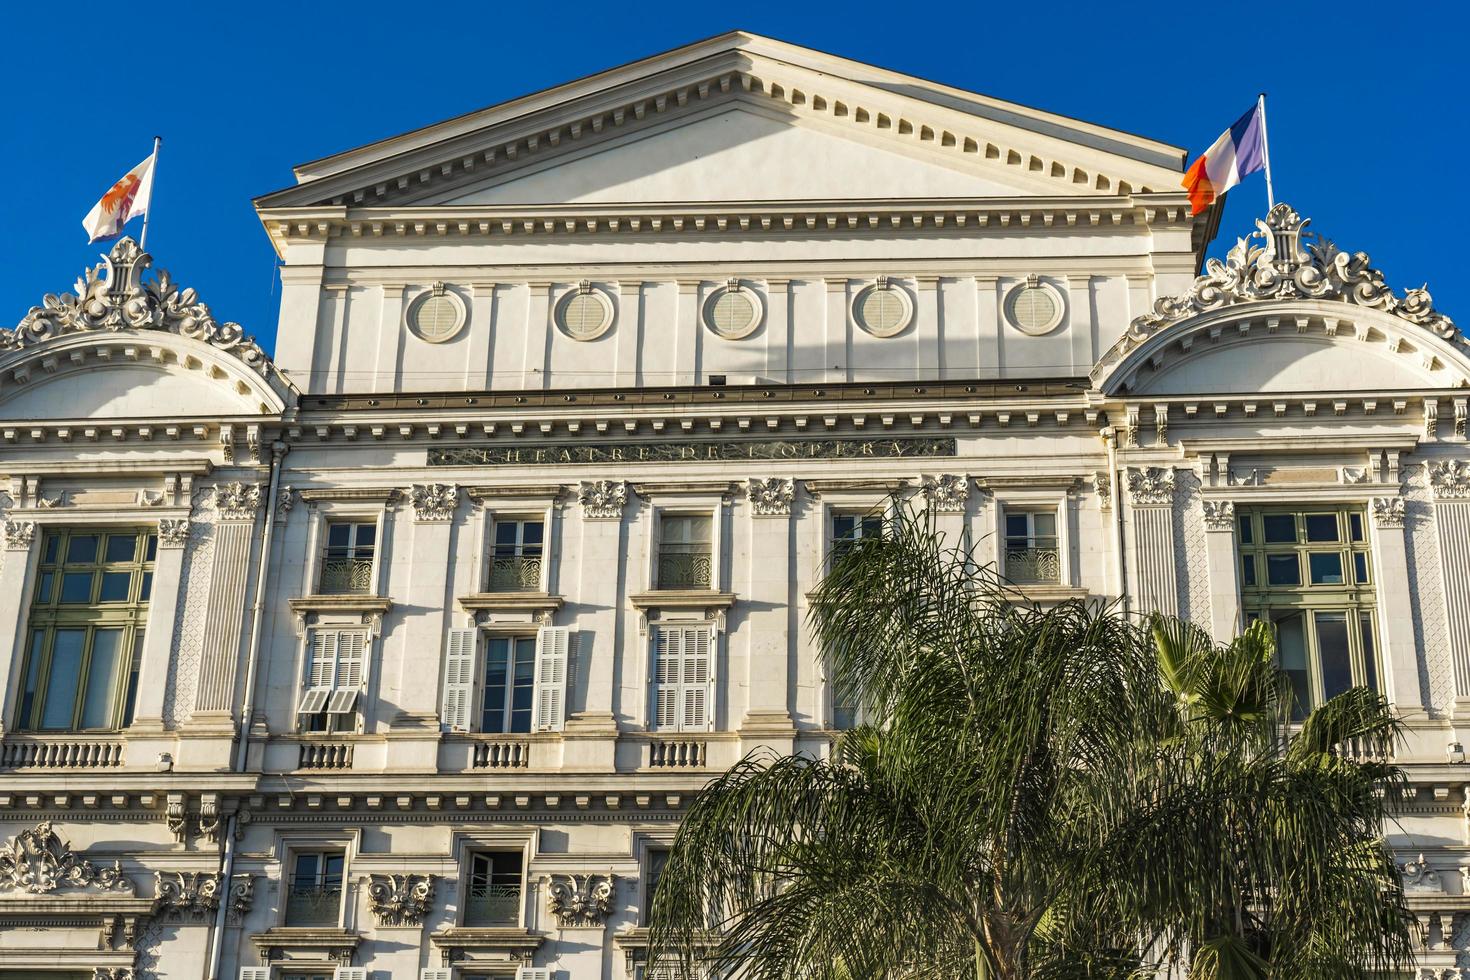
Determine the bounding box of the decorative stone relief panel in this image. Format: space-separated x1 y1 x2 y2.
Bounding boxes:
546 873 615 927
154 871 222 921
579 480 627 520
363 873 434 926
746 477 794 517
1172 471 1211 629
0 822 133 894
409 483 458 522
1404 471 1455 714
164 503 215 728
921 474 969 513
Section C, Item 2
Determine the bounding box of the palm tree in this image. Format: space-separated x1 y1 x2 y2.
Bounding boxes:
648 507 1413 980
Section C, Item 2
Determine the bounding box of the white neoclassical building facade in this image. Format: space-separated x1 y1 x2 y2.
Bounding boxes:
2 31 1469 980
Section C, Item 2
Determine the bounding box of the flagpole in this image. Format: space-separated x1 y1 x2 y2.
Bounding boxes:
139 135 162 252
1257 93 1275 210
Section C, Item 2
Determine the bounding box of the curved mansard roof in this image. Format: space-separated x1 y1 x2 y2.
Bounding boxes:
1093 204 1469 395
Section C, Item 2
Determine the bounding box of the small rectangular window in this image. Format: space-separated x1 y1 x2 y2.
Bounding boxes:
1240 555 1256 587
832 512 883 559
1003 509 1060 585
1349 512 1365 542
1315 612 1353 702
657 514 712 589
1307 552 1344 585
319 521 376 595
287 850 345 926
641 848 670 926
1360 613 1379 692
1353 552 1370 585
489 519 545 592
1304 514 1340 542
1265 554 1300 586
1262 514 1297 544
1237 514 1253 544
466 851 523 926
481 636 536 734
1276 612 1310 721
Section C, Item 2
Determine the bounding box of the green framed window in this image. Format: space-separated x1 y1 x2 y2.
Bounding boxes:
1237 506 1378 720
17 527 155 732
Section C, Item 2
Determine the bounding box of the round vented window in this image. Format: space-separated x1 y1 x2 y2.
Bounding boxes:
557 285 614 341
1004 278 1065 336
853 280 913 337
407 285 466 343
704 281 763 340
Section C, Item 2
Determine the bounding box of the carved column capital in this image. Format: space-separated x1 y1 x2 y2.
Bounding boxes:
1371 496 1406 528
363 873 434 927
1201 499 1236 531
409 483 459 522
1429 460 1470 500
3 519 35 551
746 477 794 517
546 873 616 928
578 480 627 520
213 481 263 522
921 474 969 513
1125 467 1176 507
157 519 191 548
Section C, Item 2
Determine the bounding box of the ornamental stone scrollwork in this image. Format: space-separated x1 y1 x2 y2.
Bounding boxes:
157 519 191 548
1120 203 1460 346
363 873 434 926
93 970 133 980
3 519 35 550
1399 853 1443 893
1201 500 1236 531
213 481 263 521
579 479 627 520
0 822 134 895
276 484 295 518
746 477 794 517
1429 460 1470 500
2 236 278 378
921 474 970 513
155 871 222 921
227 874 256 922
546 873 616 928
1371 496 1406 529
1093 472 1112 510
1125 467 1176 507
409 483 459 522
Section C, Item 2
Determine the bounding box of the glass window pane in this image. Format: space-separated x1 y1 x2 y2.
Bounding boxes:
98 572 131 602
494 523 518 546
1263 515 1296 544
322 853 345 886
354 524 376 548
34 571 54 603
1004 513 1028 537
1032 512 1056 536
293 852 320 885
43 532 61 564
1308 553 1344 585
60 572 94 603
146 534 158 562
1276 613 1310 721
1304 514 1339 542
140 571 153 602
510 639 536 734
1354 552 1369 585
80 630 124 729
66 534 99 564
1315 612 1353 702
41 630 87 729
104 535 137 563
327 524 351 548
522 521 544 547
1360 614 1378 692
482 638 511 732
833 515 855 539
860 516 882 539
1237 515 1253 544
21 632 45 727
1266 554 1300 586
1240 555 1256 587
1349 513 1365 543
123 631 142 727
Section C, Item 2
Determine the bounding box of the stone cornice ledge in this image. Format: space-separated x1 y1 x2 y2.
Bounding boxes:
458 592 565 615
288 595 393 616
429 925 543 958
628 590 736 611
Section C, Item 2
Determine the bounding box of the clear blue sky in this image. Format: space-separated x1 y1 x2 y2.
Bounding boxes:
4 1 1463 356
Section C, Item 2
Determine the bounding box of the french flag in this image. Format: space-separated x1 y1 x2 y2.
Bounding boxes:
1182 102 1268 216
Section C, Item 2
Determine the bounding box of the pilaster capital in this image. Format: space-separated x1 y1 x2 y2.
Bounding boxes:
921 474 969 513
3 520 35 551
213 481 263 522
746 477 794 517
409 483 459 522
1201 499 1236 531
157 519 192 548
1125 466 1176 507
1428 460 1470 500
1371 496 1406 528
578 480 627 520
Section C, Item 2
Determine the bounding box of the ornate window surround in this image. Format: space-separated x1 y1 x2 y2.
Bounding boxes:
988 486 1079 596
269 829 363 931
460 487 564 622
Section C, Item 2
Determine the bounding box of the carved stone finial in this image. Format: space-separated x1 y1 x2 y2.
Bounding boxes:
921 474 969 513
363 873 434 927
1371 496 1406 528
578 480 627 520
0 822 135 895
546 873 615 928
3 519 35 551
2 237 279 379
157 518 191 548
409 483 458 522
746 477 794 517
1125 467 1176 507
213 481 263 522
1429 460 1470 500
1201 500 1236 531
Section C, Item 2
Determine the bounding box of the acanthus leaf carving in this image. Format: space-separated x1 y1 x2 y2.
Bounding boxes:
1201 499 1236 531
154 870 222 921
409 483 458 522
2 237 281 380
213 481 263 522
578 480 627 520
0 822 135 895
1125 467 1176 507
227 874 256 922
746 477 794 517
1371 496 1406 528
157 518 191 549
546 872 616 928
921 474 969 513
1093 471 1112 510
363 873 434 926
1428 460 1470 500
3 519 35 551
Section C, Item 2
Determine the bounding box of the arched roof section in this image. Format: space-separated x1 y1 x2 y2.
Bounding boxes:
1092 204 1469 396
0 238 295 418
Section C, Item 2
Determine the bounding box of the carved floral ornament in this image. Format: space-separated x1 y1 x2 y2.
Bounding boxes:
213 481 263 522
921 474 970 513
1 237 282 382
747 477 794 516
409 482 459 522
1125 467 1176 507
154 871 254 922
1096 204 1467 386
579 479 627 519
363 873 434 927
1371 496 1406 528
1429 459 1470 500
547 873 615 928
1201 499 1236 531
0 822 134 895
3 519 35 550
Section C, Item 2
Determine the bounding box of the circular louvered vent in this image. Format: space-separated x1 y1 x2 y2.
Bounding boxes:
1005 279 1064 336
557 285 614 341
408 286 466 343
854 280 912 337
704 282 762 339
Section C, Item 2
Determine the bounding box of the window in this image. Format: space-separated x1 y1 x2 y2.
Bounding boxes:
286 850 345 926
831 512 882 560
831 673 863 730
640 848 670 926
481 636 536 733
1003 509 1060 584
296 630 367 733
1238 506 1378 720
657 515 712 589
653 625 713 732
489 519 544 592
17 527 155 732
465 851 523 926
318 521 376 595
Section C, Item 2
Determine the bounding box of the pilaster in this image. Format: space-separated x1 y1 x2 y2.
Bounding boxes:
741 478 796 749
1428 462 1470 710
192 485 263 733
561 481 626 769
1125 467 1179 618
1369 494 1426 716
373 284 404 392
128 519 190 732
0 522 37 732
1200 500 1241 640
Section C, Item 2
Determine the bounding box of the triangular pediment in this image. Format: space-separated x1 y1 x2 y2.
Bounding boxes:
256 33 1189 212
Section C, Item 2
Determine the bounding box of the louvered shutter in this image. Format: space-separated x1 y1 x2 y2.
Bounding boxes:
682 626 712 731
239 970 270 980
516 970 552 980
334 970 367 980
421 971 453 980
533 626 570 732
326 630 366 714
297 630 335 715
441 629 476 731
653 627 680 730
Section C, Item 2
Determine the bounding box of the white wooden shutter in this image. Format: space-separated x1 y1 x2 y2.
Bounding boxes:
296 630 335 715
533 626 571 732
421 971 452 980
683 626 712 731
441 629 476 731
334 970 367 980
239 970 270 980
326 630 366 714
653 625 714 732
653 626 680 730
516 970 552 980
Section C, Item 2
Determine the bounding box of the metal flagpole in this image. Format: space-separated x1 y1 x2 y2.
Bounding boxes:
139 135 162 251
1257 93 1275 209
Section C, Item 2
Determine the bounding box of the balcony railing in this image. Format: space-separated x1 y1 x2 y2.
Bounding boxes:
297 741 354 770
471 737 531 769
285 885 343 927
488 555 542 592
319 557 374 595
657 552 712 590
464 885 521 926
648 739 708 768
1005 546 1061 585
0 736 125 769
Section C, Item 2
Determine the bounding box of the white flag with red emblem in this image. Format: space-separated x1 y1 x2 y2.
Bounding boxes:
82 150 157 243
